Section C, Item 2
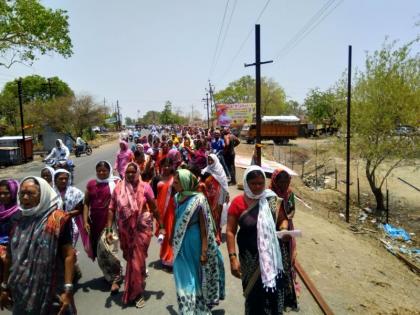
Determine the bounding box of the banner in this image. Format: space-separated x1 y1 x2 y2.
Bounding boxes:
216 103 255 127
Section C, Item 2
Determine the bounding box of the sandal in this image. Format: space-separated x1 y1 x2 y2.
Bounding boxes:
135 296 145 309
110 282 120 295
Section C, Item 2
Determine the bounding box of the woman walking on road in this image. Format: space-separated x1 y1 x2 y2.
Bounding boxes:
114 140 134 178
271 168 300 302
226 165 289 315
0 179 19 300
106 162 165 308
41 166 55 187
201 154 229 244
54 169 85 281
155 158 176 269
1 177 76 314
172 169 224 315
82 161 122 292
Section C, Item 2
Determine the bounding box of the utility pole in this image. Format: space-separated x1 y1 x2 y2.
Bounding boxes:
47 78 53 98
245 24 273 167
345 45 352 223
202 93 210 129
17 78 27 163
208 81 215 127
191 104 194 124
116 100 121 130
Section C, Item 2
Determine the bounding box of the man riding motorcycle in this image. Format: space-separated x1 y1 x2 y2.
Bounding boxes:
45 139 70 162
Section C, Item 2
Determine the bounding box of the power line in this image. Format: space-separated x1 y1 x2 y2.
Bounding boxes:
216 0 272 83
211 0 238 79
274 0 344 60
208 0 230 79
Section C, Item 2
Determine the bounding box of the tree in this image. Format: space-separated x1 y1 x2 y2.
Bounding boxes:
0 75 73 134
125 117 135 126
140 111 161 125
0 0 72 68
344 39 420 212
160 101 173 125
2 75 73 102
304 88 342 127
214 75 288 116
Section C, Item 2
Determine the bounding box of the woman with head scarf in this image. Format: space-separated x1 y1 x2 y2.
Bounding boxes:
167 148 182 169
154 158 177 269
172 169 224 314
270 168 300 301
226 165 290 314
201 154 229 244
189 139 207 170
82 161 122 293
106 162 164 308
41 166 55 187
1 177 76 314
0 179 19 300
114 140 134 178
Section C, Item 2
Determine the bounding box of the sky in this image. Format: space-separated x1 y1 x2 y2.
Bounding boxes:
0 0 419 121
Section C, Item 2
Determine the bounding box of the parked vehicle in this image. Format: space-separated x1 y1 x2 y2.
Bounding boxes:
75 142 92 157
240 116 300 145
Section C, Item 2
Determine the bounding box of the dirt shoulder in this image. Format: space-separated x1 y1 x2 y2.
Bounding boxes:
235 141 420 315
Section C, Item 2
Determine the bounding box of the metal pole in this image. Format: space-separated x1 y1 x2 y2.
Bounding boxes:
47 78 53 98
346 45 352 223
244 24 273 167
315 140 318 188
255 25 262 166
17 79 27 163
206 93 210 129
386 189 389 223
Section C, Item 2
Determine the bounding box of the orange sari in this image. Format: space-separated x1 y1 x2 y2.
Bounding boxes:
156 176 175 266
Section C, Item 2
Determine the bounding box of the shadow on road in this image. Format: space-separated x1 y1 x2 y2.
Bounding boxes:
77 277 110 293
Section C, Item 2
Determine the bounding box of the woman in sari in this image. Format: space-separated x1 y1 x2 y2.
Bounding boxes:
114 140 134 178
83 161 122 293
270 168 300 300
1 177 76 314
201 154 229 244
155 158 176 269
41 166 55 187
54 169 84 281
172 169 224 315
189 139 207 170
106 162 165 308
226 165 296 314
0 179 19 303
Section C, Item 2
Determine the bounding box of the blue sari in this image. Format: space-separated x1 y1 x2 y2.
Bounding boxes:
173 193 224 315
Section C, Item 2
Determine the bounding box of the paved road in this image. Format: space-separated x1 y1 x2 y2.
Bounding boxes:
1 139 322 314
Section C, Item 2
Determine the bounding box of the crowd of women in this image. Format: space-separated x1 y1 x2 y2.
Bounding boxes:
0 126 300 315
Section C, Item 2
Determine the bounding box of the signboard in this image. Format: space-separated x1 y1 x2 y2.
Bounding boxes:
216 103 255 127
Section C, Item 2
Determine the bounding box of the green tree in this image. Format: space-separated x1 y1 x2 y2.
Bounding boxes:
125 117 135 126
214 75 287 115
304 88 342 127
140 111 161 125
0 75 73 134
344 39 420 212
160 101 173 125
0 0 72 68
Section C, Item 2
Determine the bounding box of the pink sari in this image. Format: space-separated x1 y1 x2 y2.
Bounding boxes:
110 163 152 304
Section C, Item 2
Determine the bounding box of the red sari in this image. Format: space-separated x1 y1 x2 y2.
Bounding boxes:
156 176 175 266
110 166 154 304
204 175 223 244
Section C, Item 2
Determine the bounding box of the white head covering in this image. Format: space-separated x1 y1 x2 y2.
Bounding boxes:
56 139 65 148
96 161 120 193
18 176 62 217
54 169 84 212
41 166 56 187
243 165 283 291
202 153 229 192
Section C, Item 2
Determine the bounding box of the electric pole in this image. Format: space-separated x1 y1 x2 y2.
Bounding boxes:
345 45 352 223
17 78 27 163
202 93 210 129
208 80 215 127
47 78 53 99
116 100 121 130
245 24 273 167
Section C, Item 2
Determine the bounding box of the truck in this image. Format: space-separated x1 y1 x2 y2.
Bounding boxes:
240 115 300 145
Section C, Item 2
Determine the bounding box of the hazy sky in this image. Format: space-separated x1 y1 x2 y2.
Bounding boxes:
0 0 418 120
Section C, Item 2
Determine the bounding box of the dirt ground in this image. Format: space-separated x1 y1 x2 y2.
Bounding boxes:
235 139 420 315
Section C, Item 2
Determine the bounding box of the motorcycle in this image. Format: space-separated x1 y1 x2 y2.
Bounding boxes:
44 158 75 184
75 143 93 157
